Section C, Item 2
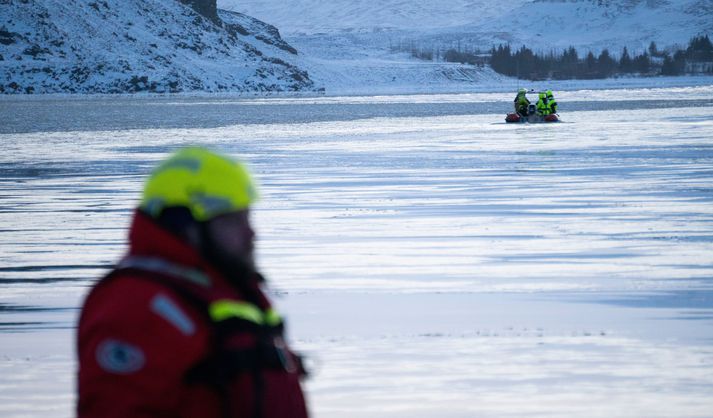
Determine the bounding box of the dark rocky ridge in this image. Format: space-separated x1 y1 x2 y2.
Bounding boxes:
180 0 219 22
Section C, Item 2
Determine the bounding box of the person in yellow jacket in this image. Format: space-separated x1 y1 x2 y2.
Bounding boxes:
513 88 530 116
546 90 558 114
536 92 550 116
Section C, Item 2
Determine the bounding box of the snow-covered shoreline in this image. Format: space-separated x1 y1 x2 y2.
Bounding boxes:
3 74 712 100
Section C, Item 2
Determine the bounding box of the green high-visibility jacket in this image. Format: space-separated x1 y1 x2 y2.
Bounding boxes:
514 93 530 107
536 97 550 115
546 96 557 113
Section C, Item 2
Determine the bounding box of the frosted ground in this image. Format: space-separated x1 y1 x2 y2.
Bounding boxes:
1 85 713 417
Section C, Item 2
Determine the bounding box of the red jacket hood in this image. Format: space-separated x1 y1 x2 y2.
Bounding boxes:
127 209 207 268
124 210 270 308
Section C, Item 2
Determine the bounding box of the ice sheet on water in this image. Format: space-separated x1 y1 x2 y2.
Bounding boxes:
1 90 713 417
3 84 713 134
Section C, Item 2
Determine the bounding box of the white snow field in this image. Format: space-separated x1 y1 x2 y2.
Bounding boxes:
219 0 713 96
219 0 713 49
1 86 713 417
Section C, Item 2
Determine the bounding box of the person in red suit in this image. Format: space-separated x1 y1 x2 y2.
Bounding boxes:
77 147 309 418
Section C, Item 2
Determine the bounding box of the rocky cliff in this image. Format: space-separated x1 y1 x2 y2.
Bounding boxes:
180 0 218 22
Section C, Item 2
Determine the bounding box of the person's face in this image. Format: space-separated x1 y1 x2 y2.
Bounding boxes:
204 209 256 271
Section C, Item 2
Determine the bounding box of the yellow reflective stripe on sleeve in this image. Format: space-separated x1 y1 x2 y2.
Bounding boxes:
208 300 283 326
264 308 282 326
209 300 264 324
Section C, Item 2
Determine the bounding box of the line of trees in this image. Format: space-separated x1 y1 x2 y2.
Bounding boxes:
396 35 713 80
660 36 713 75
489 45 653 79
490 35 713 79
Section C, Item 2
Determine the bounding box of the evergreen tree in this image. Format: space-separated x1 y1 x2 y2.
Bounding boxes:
619 47 632 73
556 46 577 78
673 50 687 73
516 46 537 78
489 44 513 75
584 51 597 78
633 52 651 74
597 49 616 77
648 41 659 57
686 35 713 61
661 54 679 75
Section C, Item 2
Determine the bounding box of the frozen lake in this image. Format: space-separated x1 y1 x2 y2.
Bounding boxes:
1 86 713 417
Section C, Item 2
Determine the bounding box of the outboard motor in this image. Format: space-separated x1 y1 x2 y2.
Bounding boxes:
528 104 536 116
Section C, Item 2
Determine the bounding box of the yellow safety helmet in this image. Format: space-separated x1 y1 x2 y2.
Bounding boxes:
140 147 258 221
546 90 554 97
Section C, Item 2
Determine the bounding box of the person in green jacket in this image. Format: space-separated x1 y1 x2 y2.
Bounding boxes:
513 88 530 116
536 92 550 116
546 90 558 114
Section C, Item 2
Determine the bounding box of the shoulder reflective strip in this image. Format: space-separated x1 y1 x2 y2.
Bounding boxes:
264 308 282 326
150 294 196 336
209 300 264 324
117 256 211 287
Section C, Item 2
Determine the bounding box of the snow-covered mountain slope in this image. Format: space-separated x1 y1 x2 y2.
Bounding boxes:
0 0 314 94
216 0 712 94
221 0 712 52
469 0 713 53
273 29 514 95
219 0 520 35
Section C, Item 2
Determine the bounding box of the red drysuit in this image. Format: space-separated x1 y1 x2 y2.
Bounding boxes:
77 210 308 418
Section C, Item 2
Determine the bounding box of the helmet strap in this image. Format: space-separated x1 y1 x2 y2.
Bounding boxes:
153 207 199 243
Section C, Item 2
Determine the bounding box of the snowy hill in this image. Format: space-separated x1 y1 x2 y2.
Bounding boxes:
0 0 314 94
219 0 517 35
469 0 713 53
3 0 710 95
216 0 713 94
221 0 712 52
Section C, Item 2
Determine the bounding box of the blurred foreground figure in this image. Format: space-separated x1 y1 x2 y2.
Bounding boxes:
77 147 308 418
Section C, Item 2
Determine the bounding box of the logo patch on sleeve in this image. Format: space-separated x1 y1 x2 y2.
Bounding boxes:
96 339 146 374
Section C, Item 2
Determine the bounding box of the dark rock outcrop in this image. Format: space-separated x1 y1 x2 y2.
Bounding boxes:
220 10 298 55
179 0 218 22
